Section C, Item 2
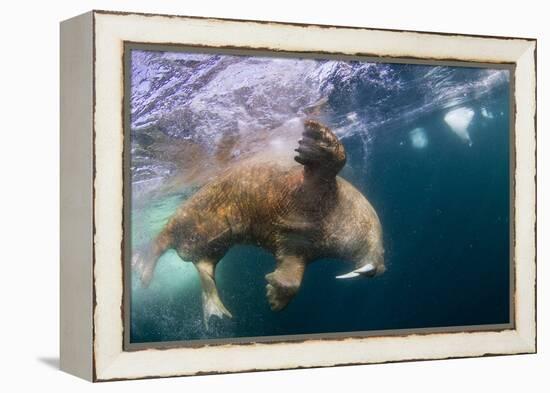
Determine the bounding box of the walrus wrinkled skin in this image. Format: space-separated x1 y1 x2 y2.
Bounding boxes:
133 120 385 327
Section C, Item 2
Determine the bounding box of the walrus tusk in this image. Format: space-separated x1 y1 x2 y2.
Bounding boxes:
335 271 360 279
335 263 376 279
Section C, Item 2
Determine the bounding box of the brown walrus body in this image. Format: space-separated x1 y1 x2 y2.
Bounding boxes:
134 120 385 326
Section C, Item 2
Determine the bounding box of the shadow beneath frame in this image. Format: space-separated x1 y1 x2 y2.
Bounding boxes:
37 356 60 370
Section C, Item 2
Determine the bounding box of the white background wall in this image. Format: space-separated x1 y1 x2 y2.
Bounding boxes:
0 0 546 391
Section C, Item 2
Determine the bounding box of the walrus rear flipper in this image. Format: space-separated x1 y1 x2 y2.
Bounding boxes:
131 230 173 287
294 120 346 179
194 258 233 329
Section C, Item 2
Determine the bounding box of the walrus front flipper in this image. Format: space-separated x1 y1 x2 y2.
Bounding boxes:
265 255 306 311
294 120 346 179
194 258 232 329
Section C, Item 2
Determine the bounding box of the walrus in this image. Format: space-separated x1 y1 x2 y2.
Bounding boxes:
133 119 385 327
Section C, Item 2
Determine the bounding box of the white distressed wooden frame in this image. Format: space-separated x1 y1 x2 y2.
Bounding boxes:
60 10 536 382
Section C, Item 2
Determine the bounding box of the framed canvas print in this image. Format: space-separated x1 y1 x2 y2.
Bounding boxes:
60 10 537 381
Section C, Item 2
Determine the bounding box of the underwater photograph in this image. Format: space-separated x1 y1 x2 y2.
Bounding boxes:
126 47 512 345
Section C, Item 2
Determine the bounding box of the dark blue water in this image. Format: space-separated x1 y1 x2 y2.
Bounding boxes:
129 50 510 343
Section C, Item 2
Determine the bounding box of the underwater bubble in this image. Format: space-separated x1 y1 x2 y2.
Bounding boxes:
409 127 428 149
444 107 475 146
481 107 494 119
346 112 359 122
270 137 284 149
